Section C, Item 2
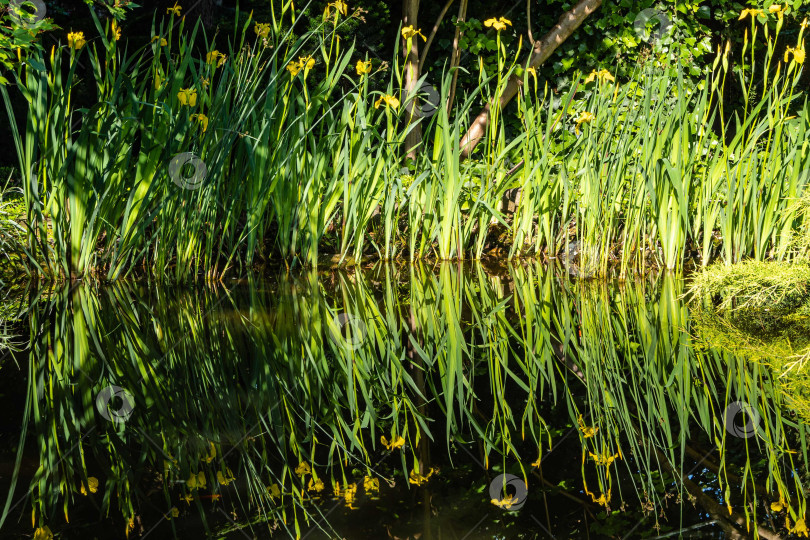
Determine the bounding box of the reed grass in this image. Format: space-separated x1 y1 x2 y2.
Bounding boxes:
0 7 808 281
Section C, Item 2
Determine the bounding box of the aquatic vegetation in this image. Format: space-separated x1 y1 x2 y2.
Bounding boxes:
0 5 806 281
2 264 808 537
689 259 810 313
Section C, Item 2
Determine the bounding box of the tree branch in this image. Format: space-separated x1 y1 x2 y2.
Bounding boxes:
459 0 602 158
446 0 468 112
419 0 455 72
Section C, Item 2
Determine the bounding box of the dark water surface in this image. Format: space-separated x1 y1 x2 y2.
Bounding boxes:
0 263 804 539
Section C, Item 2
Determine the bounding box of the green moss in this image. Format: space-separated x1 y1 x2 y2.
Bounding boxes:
689 260 810 315
1 187 28 285
692 308 810 421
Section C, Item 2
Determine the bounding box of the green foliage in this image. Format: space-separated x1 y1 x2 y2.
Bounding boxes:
689 260 810 312
7 265 808 536
0 0 59 84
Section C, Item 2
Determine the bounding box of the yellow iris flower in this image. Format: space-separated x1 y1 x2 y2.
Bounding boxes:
324 1 348 18
575 111 595 134
294 461 311 476
112 20 121 41
177 88 197 106
380 434 405 448
363 475 380 493
267 483 281 499
401 25 426 41
785 43 806 64
254 23 271 39
80 476 99 495
577 414 598 438
67 32 85 50
206 50 226 67
217 469 235 485
408 467 435 486
33 526 53 540
793 518 809 537
190 113 208 132
186 471 206 489
583 69 615 84
484 17 512 32
167 2 182 16
589 450 620 466
308 477 325 492
374 95 400 110
738 8 763 20
491 493 520 509
151 35 168 47
356 59 372 75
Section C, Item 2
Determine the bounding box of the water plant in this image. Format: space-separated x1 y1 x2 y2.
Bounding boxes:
0 4 807 282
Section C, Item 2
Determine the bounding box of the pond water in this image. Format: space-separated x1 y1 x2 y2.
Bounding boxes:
0 263 805 539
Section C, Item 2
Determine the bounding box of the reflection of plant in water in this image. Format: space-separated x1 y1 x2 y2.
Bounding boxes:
3 265 810 537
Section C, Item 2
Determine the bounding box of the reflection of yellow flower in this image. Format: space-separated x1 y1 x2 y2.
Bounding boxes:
151 35 168 47
177 88 198 106
374 95 400 110
333 482 358 508
169 507 179 518
589 450 620 466
577 414 598 438
217 469 235 485
738 8 763 20
254 22 271 39
33 526 53 540
785 43 806 65
80 476 99 495
408 467 435 486
187 471 206 490
67 32 85 50
793 518 809 538
590 491 609 506
356 59 372 76
167 2 182 16
583 69 615 84
484 17 512 32
181 493 194 504
575 111 595 134
308 477 325 492
401 25 426 41
267 483 281 499
491 493 520 509
380 434 405 449
202 441 216 462
295 461 311 477
363 476 379 493
324 1 348 18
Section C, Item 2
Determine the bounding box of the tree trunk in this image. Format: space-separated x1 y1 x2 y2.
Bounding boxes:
403 0 422 159
447 0 468 112
459 0 602 158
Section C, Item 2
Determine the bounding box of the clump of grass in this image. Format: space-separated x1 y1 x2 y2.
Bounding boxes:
689 260 810 313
